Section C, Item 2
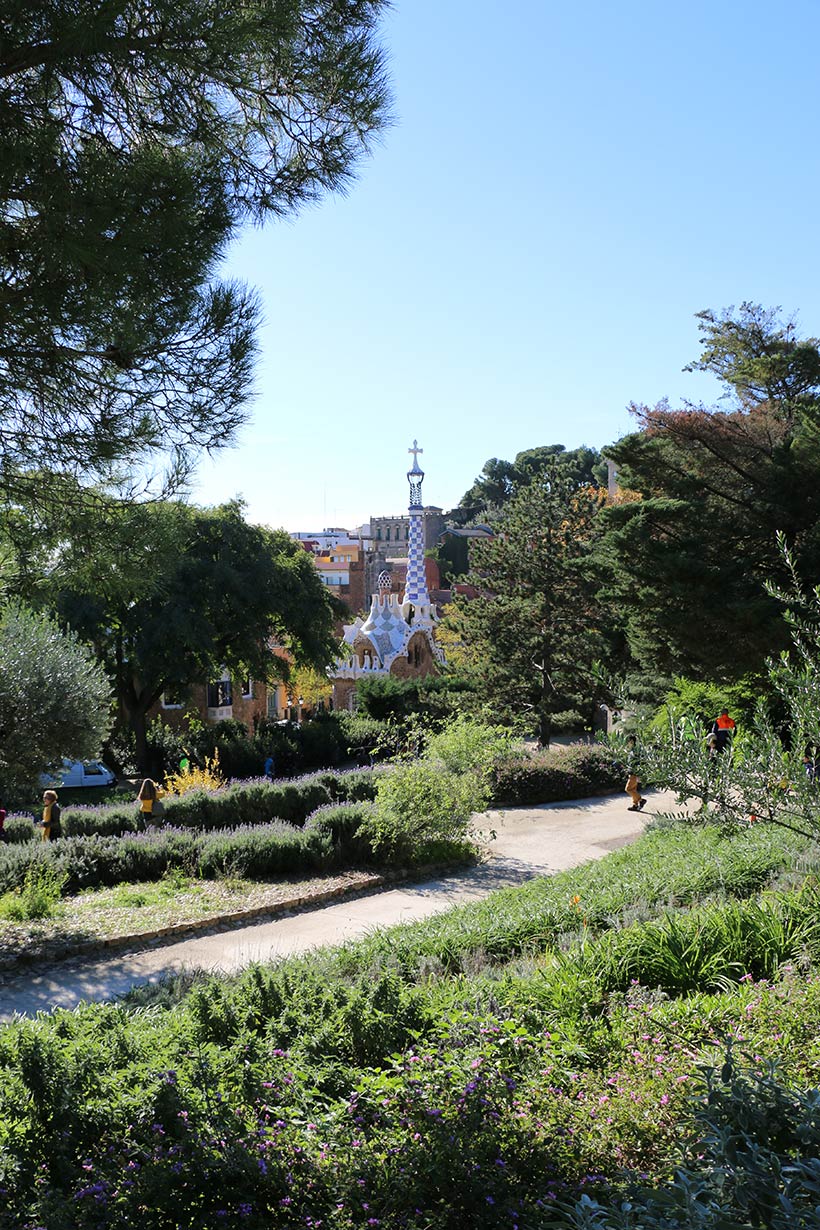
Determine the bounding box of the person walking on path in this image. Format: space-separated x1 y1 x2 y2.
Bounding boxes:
137 778 166 824
624 735 647 812
709 708 736 753
41 789 61 840
263 754 275 780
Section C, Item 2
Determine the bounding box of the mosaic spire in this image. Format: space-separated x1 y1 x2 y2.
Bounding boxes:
403 439 430 609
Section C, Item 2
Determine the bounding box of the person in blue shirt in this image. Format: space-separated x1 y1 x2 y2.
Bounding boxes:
263 754 275 780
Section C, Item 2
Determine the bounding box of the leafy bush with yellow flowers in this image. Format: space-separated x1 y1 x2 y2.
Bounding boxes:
164 751 225 796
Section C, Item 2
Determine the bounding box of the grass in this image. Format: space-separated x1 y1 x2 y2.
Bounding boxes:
3 818 820 1228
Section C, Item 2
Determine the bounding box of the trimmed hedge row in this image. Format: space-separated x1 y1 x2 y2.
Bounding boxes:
0 821 337 896
490 742 622 805
3 768 379 845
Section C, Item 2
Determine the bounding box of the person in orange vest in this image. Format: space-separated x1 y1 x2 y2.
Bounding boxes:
710 708 736 753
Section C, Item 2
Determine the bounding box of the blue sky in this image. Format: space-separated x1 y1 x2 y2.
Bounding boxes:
191 0 820 532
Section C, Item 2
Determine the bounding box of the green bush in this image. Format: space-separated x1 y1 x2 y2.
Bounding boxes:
354 673 476 721
3 813 38 844
424 714 513 776
303 802 376 863
331 710 387 757
490 742 622 805
0 860 66 919
363 759 487 862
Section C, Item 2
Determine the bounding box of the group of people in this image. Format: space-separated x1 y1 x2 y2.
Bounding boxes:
623 708 738 812
0 779 167 844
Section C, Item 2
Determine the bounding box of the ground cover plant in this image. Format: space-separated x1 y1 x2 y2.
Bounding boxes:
3 818 820 1228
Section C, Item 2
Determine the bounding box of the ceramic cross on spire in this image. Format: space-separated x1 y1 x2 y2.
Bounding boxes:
408 439 423 470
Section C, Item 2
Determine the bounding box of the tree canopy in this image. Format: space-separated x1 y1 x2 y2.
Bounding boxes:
51 499 340 770
0 0 391 500
598 304 820 687
452 444 606 524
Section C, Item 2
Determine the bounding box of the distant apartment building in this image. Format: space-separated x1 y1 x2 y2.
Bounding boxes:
291 527 358 553
312 542 367 617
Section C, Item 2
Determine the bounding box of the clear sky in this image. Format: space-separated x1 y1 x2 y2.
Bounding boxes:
191 0 820 533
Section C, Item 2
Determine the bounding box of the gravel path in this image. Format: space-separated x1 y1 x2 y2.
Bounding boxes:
0 790 680 1021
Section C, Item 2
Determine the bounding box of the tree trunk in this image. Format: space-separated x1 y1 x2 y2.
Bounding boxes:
538 705 552 748
130 704 150 777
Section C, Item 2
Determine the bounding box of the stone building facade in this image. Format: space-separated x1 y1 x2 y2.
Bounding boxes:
368 506 445 558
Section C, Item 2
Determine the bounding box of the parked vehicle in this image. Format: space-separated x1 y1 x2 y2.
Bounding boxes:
39 760 116 789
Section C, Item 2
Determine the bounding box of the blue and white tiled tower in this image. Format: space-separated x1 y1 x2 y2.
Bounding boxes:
402 440 428 605
402 440 437 626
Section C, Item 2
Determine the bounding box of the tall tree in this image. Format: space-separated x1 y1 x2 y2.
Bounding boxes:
600 304 820 688
0 0 391 500
52 499 339 769
448 467 607 744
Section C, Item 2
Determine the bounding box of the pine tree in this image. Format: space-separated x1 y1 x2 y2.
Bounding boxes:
449 466 607 745
0 0 390 499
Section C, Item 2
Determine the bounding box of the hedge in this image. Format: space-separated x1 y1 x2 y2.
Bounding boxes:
3 768 379 845
490 742 623 805
0 821 335 896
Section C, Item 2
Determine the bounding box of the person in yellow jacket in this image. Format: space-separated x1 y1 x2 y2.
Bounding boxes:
137 778 166 824
41 789 62 841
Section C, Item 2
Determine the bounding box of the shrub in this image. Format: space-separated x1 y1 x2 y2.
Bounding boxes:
303 802 376 863
0 859 66 919
363 759 486 863
164 752 225 796
3 813 38 844
355 673 476 721
424 714 514 776
0 820 336 895
491 742 622 805
332 711 387 757
195 823 331 879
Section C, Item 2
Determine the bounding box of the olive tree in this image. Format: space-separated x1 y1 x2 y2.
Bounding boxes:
625 540 820 840
0 603 111 799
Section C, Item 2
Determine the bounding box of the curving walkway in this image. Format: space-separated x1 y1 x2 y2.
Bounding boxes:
0 790 683 1022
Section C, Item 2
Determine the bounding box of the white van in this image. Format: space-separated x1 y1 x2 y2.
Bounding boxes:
40 760 117 789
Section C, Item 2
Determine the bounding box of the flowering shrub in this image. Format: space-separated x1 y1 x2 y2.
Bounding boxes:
163 751 225 796
491 743 623 806
4 768 380 844
0 820 332 895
